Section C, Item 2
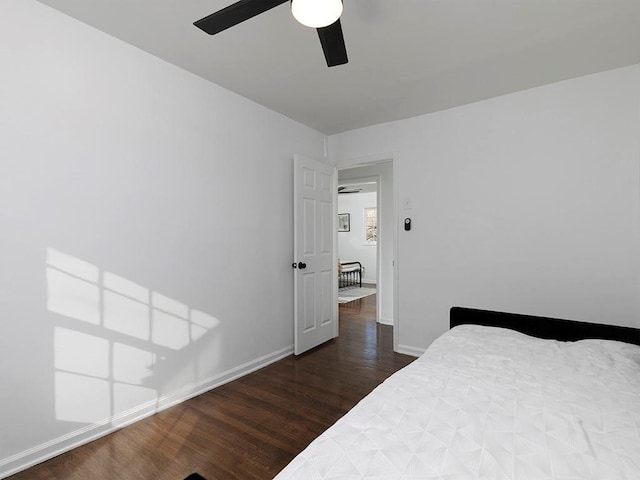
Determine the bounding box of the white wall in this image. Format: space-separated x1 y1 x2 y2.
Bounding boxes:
0 1 325 476
329 65 640 356
338 192 377 283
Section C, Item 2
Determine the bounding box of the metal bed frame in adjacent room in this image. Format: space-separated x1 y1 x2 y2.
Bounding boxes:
339 261 362 289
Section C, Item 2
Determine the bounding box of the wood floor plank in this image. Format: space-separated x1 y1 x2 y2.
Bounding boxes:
8 293 415 480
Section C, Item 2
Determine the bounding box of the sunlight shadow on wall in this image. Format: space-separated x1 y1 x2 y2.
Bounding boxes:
152 292 190 350
47 250 100 325
54 328 110 423
104 272 150 340
46 248 221 426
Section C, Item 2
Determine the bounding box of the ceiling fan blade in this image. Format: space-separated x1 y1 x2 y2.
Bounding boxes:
194 0 288 35
317 19 348 67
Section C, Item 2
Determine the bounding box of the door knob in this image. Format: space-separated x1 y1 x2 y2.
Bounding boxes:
298 262 307 269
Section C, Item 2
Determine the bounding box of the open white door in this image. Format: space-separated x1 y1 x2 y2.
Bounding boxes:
293 154 336 355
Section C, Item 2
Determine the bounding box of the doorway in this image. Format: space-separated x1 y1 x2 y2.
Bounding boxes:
336 159 396 350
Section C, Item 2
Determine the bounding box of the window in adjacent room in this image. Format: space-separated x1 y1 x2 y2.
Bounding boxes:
364 207 377 245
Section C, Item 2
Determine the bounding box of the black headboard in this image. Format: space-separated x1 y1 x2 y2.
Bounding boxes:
450 307 640 346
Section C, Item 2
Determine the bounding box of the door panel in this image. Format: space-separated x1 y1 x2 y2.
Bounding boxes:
303 198 315 255
302 274 315 332
320 270 332 325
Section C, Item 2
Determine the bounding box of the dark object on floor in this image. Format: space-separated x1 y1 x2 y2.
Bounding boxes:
184 474 206 480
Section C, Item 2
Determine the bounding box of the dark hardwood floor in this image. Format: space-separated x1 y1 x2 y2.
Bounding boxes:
9 293 414 480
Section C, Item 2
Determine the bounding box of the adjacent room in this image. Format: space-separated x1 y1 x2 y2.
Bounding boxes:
2 0 640 479
337 181 377 299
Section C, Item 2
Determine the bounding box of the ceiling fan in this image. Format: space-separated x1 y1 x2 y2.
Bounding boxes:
338 186 363 194
194 0 348 67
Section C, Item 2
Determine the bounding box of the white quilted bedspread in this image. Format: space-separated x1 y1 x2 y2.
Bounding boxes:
274 325 640 479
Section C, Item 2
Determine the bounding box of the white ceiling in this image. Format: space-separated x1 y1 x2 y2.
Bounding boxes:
36 0 640 135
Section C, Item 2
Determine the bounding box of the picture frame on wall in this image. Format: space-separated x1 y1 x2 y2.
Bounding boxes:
338 213 350 232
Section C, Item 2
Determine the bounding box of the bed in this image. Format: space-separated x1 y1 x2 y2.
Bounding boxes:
274 307 640 479
339 261 362 289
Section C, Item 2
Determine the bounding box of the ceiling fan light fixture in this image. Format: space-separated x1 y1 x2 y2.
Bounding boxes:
291 0 343 28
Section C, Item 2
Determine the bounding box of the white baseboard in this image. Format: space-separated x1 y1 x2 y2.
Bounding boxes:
378 316 393 326
396 344 425 357
0 345 293 479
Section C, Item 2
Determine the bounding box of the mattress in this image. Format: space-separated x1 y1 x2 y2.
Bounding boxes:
340 263 361 273
274 324 640 479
